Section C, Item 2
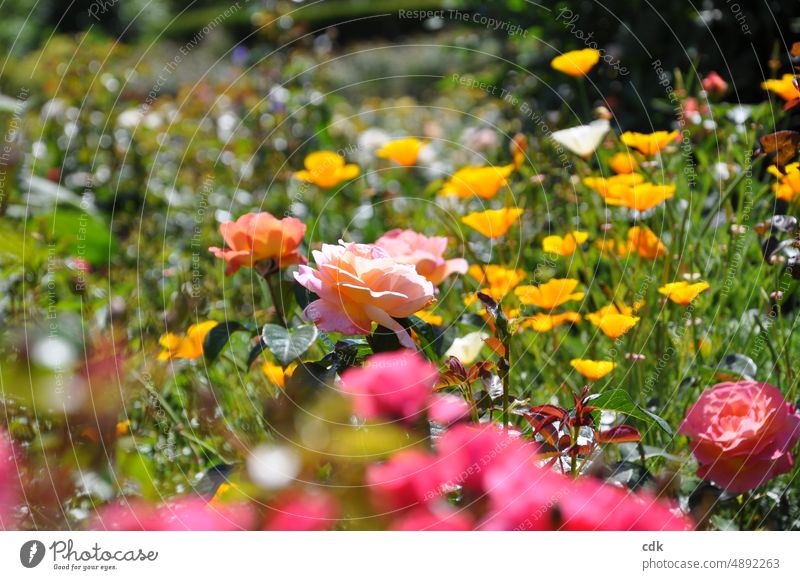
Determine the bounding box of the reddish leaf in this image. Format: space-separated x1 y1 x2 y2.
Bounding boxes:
596 424 641 444
484 337 506 357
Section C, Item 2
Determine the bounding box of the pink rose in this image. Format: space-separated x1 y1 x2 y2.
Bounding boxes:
679 381 800 493
366 449 446 511
341 350 439 422
294 241 434 348
374 229 467 285
391 507 473 531
263 491 338 531
92 498 255 530
1 431 19 530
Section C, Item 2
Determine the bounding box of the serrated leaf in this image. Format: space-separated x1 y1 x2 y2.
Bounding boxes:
203 321 247 362
589 389 673 435
262 324 318 365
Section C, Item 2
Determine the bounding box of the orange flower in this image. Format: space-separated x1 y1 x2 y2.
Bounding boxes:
620 131 679 156
294 151 360 188
376 137 427 166
614 182 675 211
761 74 800 102
768 163 800 202
626 226 666 259
442 165 514 199
550 48 601 77
608 152 639 174
586 306 639 339
158 320 218 361
521 311 581 332
542 231 588 256
209 212 307 275
462 207 524 238
468 265 526 299
515 278 584 309
262 361 287 388
658 281 710 305
583 173 644 204
570 359 616 381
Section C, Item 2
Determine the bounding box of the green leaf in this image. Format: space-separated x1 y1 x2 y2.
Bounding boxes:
203 321 247 362
262 324 318 365
589 389 673 435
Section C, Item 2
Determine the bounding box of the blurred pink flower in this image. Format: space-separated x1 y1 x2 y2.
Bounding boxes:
374 229 467 286
428 393 470 425
701 71 728 97
93 498 255 531
391 507 474 531
366 449 445 511
679 381 800 493
341 350 439 422
1 431 20 530
263 491 339 531
294 241 434 348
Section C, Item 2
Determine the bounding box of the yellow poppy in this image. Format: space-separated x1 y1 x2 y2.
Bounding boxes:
294 151 360 188
442 165 514 199
620 131 679 156
158 320 218 360
209 482 240 507
521 311 581 332
761 74 800 101
768 163 800 202
570 359 616 381
542 231 588 256
626 226 665 259
468 265 526 299
583 173 645 204
550 48 601 77
658 281 710 305
515 278 584 310
462 207 524 238
614 182 675 212
262 361 287 388
586 306 639 339
415 309 444 326
116 419 131 436
376 137 427 166
608 152 639 174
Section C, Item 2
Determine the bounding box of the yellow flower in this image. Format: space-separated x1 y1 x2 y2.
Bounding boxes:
542 231 588 256
570 359 616 381
294 151 360 188
658 281 710 305
515 278 584 310
620 131 679 156
262 361 287 388
761 74 800 101
550 48 601 77
158 320 218 360
415 309 444 326
462 207 524 238
210 482 240 507
614 182 675 212
768 163 800 202
469 265 526 299
442 165 514 199
583 173 644 204
626 226 666 259
521 311 581 332
376 137 427 166
586 306 639 339
608 152 639 174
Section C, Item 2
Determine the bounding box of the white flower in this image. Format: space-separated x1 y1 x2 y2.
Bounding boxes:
550 119 610 157
444 331 488 364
